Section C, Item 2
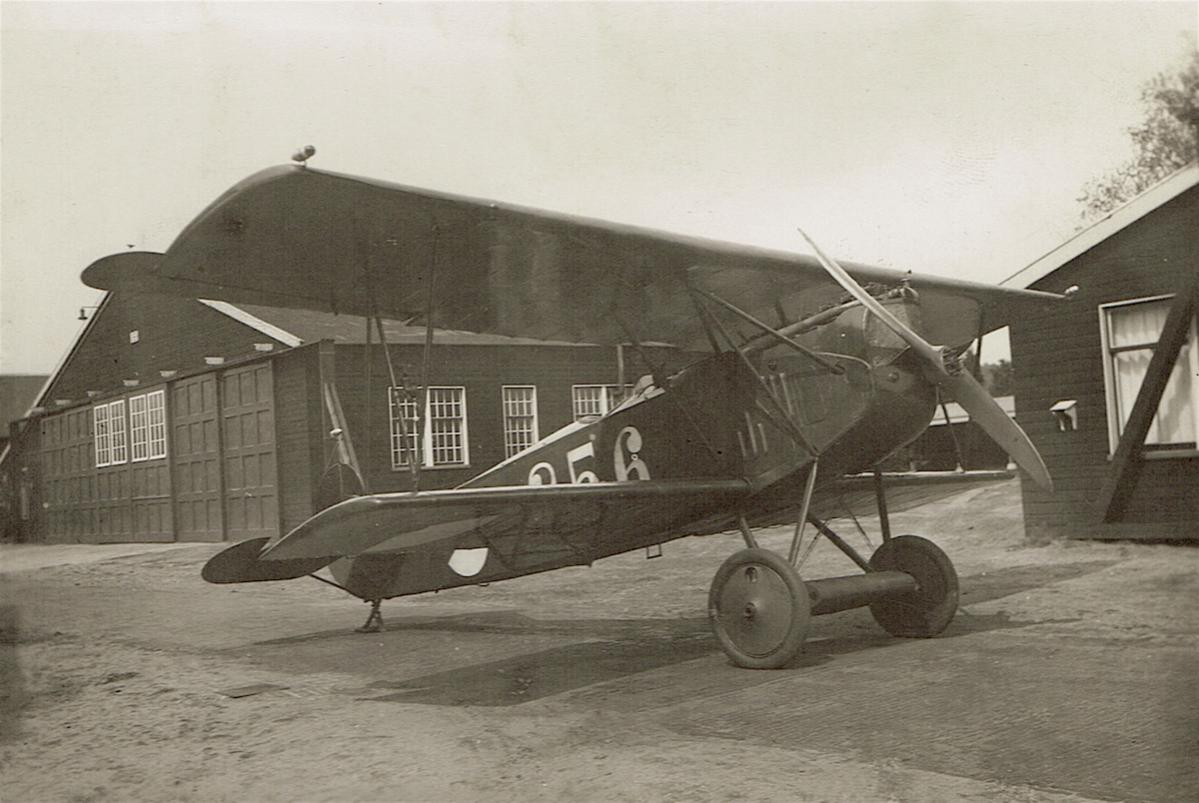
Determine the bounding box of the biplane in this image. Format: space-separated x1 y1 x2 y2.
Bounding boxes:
83 156 1063 668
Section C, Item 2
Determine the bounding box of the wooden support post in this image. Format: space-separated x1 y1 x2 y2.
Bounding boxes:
1095 276 1198 523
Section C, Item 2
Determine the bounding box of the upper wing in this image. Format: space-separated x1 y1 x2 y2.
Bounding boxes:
83 164 1062 351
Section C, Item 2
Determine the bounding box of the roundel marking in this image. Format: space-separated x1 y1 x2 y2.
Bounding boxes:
449 547 489 577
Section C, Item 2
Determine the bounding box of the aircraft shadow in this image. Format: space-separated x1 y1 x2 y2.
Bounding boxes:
958 559 1116 606
325 560 1113 707
251 611 707 647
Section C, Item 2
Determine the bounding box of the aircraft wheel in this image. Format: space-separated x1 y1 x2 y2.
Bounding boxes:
867 535 958 637
708 548 810 669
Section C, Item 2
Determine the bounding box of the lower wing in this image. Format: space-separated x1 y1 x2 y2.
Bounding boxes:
202 479 751 585
812 469 1014 523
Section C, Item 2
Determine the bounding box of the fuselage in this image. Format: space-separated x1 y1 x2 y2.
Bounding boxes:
461 295 938 542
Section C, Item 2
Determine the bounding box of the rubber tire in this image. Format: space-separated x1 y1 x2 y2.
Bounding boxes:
708 547 811 669
867 535 958 637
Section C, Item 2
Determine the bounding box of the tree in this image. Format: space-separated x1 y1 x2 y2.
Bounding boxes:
1078 47 1199 220
982 359 1014 397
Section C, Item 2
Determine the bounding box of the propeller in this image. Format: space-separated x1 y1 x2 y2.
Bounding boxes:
797 229 1053 492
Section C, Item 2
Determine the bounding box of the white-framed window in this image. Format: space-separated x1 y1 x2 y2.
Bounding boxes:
147 390 167 459
571 384 633 422
129 395 149 461
388 386 469 469
1099 294 1198 452
389 388 421 468
95 399 129 467
502 386 539 458
128 390 167 462
93 404 111 467
109 399 128 464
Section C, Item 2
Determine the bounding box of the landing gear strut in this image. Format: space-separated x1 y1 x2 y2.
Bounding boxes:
356 598 384 633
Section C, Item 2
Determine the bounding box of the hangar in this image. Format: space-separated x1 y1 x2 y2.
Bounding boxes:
0 289 679 544
1004 162 1198 541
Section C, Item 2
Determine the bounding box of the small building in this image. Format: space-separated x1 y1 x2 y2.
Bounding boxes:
906 396 1016 472
0 374 49 540
1003 163 1198 541
0 291 683 544
0 374 48 453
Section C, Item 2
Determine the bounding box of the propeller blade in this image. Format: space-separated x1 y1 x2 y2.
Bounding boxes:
797 228 1052 492
797 228 948 374
939 371 1053 492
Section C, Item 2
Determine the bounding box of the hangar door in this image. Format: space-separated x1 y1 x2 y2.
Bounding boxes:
221 363 279 540
172 375 224 541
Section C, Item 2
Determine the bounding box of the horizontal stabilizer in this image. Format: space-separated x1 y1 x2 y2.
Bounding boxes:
201 537 336 584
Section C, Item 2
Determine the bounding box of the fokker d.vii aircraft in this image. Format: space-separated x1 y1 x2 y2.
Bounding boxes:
84 158 1062 668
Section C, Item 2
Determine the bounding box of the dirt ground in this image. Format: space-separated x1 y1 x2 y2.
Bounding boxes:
2 479 1197 802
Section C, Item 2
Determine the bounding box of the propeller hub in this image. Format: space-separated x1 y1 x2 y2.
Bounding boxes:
940 347 965 376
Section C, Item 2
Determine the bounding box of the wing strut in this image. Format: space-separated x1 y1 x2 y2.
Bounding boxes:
415 225 441 494
364 314 374 485
688 285 820 458
613 311 669 388
690 285 844 373
373 315 422 491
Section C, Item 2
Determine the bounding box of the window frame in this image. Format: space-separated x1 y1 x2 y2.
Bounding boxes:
501 385 540 458
388 385 470 470
129 394 149 462
388 388 422 469
571 384 633 422
128 389 168 462
108 399 128 465
1098 293 1199 455
147 390 167 459
93 403 112 467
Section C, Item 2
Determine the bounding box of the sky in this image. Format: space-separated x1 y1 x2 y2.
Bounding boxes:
2 1 1196 375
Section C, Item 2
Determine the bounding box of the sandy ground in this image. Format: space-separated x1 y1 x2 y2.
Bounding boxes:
1 479 1196 802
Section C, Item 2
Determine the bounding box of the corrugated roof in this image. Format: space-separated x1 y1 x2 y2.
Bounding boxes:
1002 162 1199 289
229 303 621 347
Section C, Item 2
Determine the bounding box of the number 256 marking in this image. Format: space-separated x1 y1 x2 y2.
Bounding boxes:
527 426 651 486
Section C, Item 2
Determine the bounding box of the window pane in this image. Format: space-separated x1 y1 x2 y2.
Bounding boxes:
573 384 634 422
1109 301 1168 348
1154 340 1195 443
428 387 465 465
503 386 537 458
129 395 149 462
388 388 421 468
389 386 468 468
1107 298 1197 446
572 386 605 421
94 405 111 467
148 391 167 459
109 400 128 464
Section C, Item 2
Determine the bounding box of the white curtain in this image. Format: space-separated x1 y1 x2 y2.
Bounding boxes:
1109 299 1196 445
